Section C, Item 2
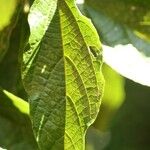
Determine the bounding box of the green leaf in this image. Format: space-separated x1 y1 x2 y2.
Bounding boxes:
85 0 150 39
93 64 125 131
0 89 38 150
0 0 18 31
22 0 104 149
0 0 21 61
102 64 125 110
85 5 150 86
2 89 29 115
0 1 29 94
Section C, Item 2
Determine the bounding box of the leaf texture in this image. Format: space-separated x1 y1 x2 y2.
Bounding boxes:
22 0 104 149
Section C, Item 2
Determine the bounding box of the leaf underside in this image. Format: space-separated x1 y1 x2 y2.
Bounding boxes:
22 0 104 149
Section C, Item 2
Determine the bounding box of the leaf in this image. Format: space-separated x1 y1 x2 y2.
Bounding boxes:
0 88 38 150
0 1 29 94
0 0 21 61
0 0 18 31
22 0 104 149
93 64 125 131
85 64 125 149
85 5 150 86
85 0 150 39
2 89 29 114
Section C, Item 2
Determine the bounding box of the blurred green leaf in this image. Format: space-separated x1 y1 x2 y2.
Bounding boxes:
0 0 18 31
0 2 29 95
0 0 22 61
102 64 125 110
2 89 29 114
85 4 150 86
85 0 150 39
93 64 125 131
0 88 38 150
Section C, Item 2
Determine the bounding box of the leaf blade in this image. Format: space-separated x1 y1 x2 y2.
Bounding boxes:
22 0 104 149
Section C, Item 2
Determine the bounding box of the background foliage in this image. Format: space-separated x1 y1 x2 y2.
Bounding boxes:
0 0 150 149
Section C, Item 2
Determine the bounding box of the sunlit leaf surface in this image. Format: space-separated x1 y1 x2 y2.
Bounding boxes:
22 0 104 149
